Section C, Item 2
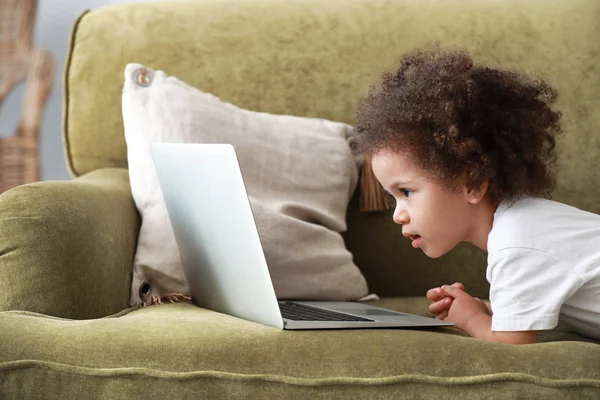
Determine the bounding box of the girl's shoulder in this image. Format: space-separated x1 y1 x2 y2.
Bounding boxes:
495 197 599 223
488 197 600 254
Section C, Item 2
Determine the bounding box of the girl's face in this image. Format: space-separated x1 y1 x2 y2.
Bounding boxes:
370 149 491 258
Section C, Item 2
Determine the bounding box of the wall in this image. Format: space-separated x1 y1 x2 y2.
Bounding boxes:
0 0 167 181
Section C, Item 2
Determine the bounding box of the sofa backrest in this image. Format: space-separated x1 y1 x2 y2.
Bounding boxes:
64 0 600 298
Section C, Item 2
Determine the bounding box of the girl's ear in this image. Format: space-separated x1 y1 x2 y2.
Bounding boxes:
465 179 489 204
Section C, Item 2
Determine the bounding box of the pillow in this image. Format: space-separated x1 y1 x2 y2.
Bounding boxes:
121 64 369 307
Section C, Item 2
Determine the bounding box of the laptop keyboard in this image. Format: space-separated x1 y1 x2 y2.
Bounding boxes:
279 302 374 322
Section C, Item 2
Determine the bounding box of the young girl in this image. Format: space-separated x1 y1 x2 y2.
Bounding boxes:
354 46 600 345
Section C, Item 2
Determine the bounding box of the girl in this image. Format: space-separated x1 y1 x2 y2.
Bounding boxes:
354 46 600 344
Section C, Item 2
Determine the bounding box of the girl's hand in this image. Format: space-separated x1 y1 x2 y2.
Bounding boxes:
426 282 465 320
442 285 491 328
442 285 536 344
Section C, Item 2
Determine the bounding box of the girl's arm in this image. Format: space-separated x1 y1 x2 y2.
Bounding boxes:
463 311 538 344
482 300 493 315
442 285 538 344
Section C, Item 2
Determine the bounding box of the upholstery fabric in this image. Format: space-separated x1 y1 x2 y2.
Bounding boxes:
0 168 138 319
1 298 599 399
64 0 600 298
122 63 367 306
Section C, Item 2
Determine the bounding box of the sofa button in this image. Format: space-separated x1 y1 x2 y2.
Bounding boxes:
134 67 151 87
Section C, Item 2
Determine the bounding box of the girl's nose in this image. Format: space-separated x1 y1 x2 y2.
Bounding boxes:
393 205 409 225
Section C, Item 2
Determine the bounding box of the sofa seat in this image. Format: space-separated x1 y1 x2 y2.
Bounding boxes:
2 297 599 399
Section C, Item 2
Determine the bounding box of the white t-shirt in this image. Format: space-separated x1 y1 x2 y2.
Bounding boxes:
486 197 600 341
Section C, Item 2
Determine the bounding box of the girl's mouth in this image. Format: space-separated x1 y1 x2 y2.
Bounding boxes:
411 235 422 248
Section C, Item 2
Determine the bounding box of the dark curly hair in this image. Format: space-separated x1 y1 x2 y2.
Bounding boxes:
354 45 562 205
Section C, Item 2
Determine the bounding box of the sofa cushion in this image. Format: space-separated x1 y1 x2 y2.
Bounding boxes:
1 297 598 399
122 64 368 307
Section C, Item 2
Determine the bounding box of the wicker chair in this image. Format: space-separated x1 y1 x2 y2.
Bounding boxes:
0 0 54 193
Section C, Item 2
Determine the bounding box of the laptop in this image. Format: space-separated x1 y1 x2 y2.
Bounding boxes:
150 142 454 330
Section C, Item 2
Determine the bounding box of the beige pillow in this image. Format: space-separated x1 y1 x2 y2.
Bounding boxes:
122 63 369 307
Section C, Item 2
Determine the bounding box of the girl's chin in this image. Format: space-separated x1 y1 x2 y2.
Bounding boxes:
420 243 447 259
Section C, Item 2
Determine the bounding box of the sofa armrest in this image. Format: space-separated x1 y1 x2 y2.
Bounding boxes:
0 168 140 319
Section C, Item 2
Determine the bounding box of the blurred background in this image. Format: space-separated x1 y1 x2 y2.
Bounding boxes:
0 0 168 186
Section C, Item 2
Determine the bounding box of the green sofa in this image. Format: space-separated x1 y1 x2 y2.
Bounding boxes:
1 0 599 398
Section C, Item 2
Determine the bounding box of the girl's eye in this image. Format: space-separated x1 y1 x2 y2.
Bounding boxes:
400 189 413 199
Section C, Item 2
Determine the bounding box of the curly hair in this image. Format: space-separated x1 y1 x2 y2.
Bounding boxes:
354 45 562 205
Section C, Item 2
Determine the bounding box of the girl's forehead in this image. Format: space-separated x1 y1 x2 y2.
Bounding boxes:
371 150 443 189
